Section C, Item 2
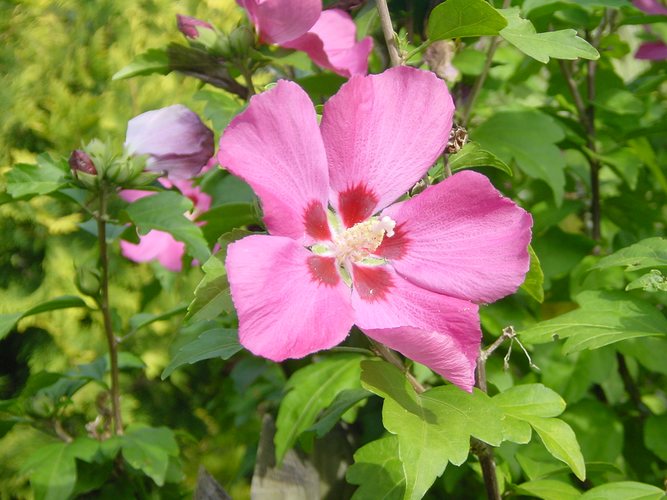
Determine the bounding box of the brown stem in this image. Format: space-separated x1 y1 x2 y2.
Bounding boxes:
97 187 123 435
376 0 402 67
616 352 652 418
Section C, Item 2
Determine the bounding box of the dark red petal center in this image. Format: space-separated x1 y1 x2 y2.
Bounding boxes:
353 264 393 302
307 255 340 286
375 222 410 260
303 201 332 241
338 184 379 228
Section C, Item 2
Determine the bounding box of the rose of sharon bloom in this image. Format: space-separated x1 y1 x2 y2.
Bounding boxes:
236 0 372 77
218 67 532 391
633 0 667 60
120 179 212 272
125 105 214 181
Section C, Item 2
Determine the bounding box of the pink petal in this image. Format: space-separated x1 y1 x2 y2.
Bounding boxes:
237 0 320 45
281 9 373 77
218 81 331 242
378 170 532 304
351 264 480 391
121 230 185 272
633 0 667 15
226 235 355 360
119 189 154 203
321 66 454 226
636 41 667 60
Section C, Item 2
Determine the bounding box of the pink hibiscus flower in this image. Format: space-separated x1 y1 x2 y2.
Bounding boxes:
633 0 667 60
120 179 212 272
218 67 532 391
237 0 372 77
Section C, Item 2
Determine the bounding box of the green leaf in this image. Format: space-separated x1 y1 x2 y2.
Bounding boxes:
361 360 503 500
515 479 582 500
521 245 545 303
309 388 372 438
112 48 170 80
427 0 507 41
473 110 566 205
6 154 69 199
447 142 513 176
197 203 259 244
193 89 245 131
161 328 241 379
644 414 667 462
128 304 188 334
125 190 210 263
186 230 250 322
524 416 586 481
274 355 363 464
0 295 88 341
21 438 100 500
121 425 179 486
499 8 599 63
346 435 406 500
579 481 666 500
594 237 667 271
626 270 667 292
494 384 566 419
519 291 667 354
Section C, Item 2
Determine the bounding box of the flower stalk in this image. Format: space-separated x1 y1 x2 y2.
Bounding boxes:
96 185 124 435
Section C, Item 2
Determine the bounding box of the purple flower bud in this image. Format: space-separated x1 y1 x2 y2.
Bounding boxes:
69 149 97 175
176 14 214 39
125 105 214 180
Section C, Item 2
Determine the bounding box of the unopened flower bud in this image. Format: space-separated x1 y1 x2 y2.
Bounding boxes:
176 14 214 39
125 105 214 180
69 149 97 176
75 267 101 297
228 26 255 59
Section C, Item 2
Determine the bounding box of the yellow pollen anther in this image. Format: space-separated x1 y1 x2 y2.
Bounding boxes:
334 216 396 263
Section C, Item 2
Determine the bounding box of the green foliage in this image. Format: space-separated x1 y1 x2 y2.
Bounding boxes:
427 0 508 40
0 296 87 341
447 141 514 176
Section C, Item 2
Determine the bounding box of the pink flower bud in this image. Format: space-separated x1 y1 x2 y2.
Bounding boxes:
125 105 214 180
68 149 97 176
176 14 214 39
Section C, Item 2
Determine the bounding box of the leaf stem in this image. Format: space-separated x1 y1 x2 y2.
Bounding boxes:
376 0 402 67
96 186 123 435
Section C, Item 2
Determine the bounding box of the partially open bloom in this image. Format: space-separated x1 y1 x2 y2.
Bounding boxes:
125 105 214 181
120 179 212 271
237 0 372 77
218 67 532 391
177 14 214 39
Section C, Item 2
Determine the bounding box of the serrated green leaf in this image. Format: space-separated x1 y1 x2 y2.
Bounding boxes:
427 0 507 40
0 295 87 340
524 416 586 481
112 48 170 80
519 291 667 354
347 435 406 500
161 327 241 379
515 479 582 500
579 481 665 500
499 8 599 63
125 190 210 263
473 110 566 205
494 384 566 419
521 245 545 303
309 388 371 438
594 237 667 271
448 141 513 176
121 425 179 486
194 89 245 131
361 360 503 500
275 355 363 464
6 154 69 199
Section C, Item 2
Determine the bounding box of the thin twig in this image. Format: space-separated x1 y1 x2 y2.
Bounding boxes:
376 0 401 67
97 186 123 435
370 340 425 393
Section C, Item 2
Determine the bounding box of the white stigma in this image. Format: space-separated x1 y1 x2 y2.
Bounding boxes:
333 216 396 263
